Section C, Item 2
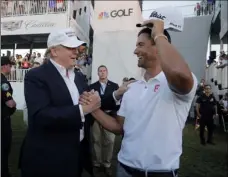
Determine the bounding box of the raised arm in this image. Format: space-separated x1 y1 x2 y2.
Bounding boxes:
142 19 194 94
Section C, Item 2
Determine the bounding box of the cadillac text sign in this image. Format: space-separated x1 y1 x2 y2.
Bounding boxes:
1 20 55 31
24 20 55 29
1 14 67 35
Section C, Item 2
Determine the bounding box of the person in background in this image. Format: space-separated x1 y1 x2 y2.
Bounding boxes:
90 65 119 177
86 54 92 65
122 77 129 85
31 52 36 59
21 58 30 69
34 53 43 64
220 93 228 118
1 56 17 177
196 84 218 145
33 62 41 68
196 79 205 96
196 2 201 16
128 77 136 81
42 58 49 64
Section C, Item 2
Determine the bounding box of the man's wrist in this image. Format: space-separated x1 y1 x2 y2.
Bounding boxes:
154 34 168 42
91 109 101 116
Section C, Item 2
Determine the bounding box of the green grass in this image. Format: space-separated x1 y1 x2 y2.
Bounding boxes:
9 111 227 177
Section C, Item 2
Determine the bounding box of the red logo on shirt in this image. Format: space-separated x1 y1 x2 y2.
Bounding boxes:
154 84 160 92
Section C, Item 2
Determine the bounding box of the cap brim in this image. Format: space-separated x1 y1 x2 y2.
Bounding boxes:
62 37 85 48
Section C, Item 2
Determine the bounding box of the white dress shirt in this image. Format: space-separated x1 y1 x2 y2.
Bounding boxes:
50 59 85 141
99 81 107 95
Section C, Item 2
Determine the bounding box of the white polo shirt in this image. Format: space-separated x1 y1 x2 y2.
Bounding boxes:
117 72 197 171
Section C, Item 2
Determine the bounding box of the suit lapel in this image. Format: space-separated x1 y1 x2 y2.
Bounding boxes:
74 70 88 95
96 82 102 95
104 80 111 96
45 61 73 104
96 80 111 96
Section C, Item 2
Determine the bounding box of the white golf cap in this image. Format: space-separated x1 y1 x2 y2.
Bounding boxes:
47 28 85 48
137 6 184 32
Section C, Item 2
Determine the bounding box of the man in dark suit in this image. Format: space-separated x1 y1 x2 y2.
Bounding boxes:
90 65 119 177
19 28 120 177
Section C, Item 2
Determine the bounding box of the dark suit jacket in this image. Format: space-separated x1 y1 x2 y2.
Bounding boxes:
90 80 119 113
19 61 117 177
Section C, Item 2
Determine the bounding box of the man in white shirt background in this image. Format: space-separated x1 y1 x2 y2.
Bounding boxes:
34 53 44 64
80 10 197 177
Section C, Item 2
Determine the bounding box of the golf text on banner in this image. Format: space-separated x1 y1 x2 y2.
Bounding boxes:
92 1 142 33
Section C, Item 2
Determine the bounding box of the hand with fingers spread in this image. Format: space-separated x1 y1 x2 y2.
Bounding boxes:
141 19 164 38
114 80 136 100
79 90 101 114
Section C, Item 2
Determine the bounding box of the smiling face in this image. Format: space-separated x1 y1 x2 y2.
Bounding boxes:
134 32 157 69
50 45 78 69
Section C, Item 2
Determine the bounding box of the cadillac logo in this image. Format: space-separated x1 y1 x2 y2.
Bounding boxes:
1 20 23 31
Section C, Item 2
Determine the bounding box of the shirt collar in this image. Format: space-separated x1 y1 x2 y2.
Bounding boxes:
50 59 74 76
139 71 164 84
99 80 108 85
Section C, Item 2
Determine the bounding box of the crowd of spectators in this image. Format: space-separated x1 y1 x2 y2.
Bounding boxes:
1 52 44 70
194 0 215 16
1 0 67 17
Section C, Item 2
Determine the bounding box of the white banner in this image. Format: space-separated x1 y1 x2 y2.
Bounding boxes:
1 13 68 36
92 1 143 32
92 31 143 85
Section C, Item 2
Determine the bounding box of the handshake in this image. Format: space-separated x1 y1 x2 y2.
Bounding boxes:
79 79 136 114
79 90 101 114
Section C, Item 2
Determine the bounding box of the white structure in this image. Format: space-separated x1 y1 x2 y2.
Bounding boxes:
1 0 92 43
91 1 143 84
169 15 213 81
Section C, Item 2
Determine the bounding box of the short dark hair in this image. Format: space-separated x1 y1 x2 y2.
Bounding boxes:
138 28 171 43
98 65 107 71
129 77 136 81
123 77 129 82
